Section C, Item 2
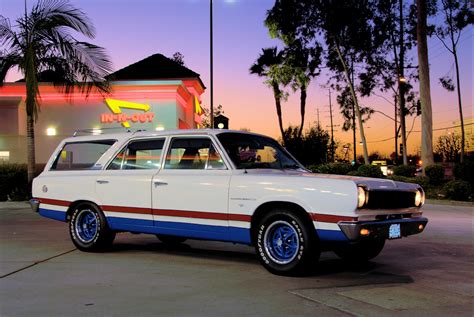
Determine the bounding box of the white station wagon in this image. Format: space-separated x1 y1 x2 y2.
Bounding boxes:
31 129 427 275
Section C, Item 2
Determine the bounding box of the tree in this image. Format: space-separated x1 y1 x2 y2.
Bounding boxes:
336 86 374 162
416 0 435 170
436 133 461 162
265 0 384 165
250 47 290 143
284 40 322 138
0 0 112 183
172 51 185 66
201 103 224 128
282 124 331 166
435 0 473 163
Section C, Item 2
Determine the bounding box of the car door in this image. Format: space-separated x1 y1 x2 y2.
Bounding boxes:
96 138 165 231
152 136 232 241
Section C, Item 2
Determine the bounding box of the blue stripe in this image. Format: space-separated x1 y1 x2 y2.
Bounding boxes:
317 229 348 241
39 208 67 222
108 217 251 244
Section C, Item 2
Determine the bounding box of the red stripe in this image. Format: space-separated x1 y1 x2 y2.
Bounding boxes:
37 198 70 207
102 205 151 214
153 209 251 222
310 213 357 223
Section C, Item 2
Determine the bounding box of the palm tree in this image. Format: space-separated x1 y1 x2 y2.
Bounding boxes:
416 0 434 169
0 0 112 183
285 42 321 138
250 47 290 143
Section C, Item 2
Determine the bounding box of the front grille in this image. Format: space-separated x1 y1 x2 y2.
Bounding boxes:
366 191 416 209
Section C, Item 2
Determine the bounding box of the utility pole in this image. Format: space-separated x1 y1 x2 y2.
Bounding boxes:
317 108 320 127
328 89 335 162
398 0 408 164
394 95 398 164
210 0 214 129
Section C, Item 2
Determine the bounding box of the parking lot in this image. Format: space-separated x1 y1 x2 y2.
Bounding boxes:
1 202 472 316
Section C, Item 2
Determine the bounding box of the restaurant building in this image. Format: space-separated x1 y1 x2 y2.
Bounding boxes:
0 54 205 163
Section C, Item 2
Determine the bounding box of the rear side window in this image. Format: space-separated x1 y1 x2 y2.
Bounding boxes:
51 140 116 171
164 137 226 170
108 139 165 170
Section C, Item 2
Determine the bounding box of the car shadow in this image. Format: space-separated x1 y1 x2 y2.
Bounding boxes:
107 239 414 282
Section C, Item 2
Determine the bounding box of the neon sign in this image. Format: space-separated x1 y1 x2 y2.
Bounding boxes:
101 99 155 128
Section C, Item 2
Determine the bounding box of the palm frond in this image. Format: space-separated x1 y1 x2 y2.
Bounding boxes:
0 51 21 84
31 0 96 39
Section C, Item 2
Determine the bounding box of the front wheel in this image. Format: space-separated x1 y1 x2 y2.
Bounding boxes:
255 209 319 275
69 204 115 252
334 239 385 263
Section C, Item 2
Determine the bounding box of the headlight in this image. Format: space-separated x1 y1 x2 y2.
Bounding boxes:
357 186 368 208
415 189 424 207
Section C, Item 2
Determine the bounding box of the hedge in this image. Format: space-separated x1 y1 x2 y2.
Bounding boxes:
0 164 30 201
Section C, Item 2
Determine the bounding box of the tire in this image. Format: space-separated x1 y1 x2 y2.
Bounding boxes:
69 203 116 252
156 234 187 244
334 239 385 263
255 209 320 276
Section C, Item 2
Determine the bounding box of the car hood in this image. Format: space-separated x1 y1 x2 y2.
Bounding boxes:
240 169 420 191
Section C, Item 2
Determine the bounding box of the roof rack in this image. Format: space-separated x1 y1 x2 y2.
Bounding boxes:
72 127 147 137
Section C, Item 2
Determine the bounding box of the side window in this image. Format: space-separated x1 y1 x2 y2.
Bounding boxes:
165 138 226 170
108 139 164 170
51 140 116 171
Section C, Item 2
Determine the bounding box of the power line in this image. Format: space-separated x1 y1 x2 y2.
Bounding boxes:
366 123 474 143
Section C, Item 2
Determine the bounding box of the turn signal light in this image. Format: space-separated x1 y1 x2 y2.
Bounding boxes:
418 224 424 231
360 228 370 236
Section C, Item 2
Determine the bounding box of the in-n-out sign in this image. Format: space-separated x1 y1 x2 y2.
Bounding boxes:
100 99 155 128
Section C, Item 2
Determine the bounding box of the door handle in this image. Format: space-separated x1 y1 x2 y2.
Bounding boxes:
154 181 168 187
96 180 109 184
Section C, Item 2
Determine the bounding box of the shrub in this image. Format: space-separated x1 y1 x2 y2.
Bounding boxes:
314 162 352 175
442 180 472 201
0 164 29 201
388 175 430 189
393 165 416 177
425 164 445 185
453 161 474 185
352 165 384 178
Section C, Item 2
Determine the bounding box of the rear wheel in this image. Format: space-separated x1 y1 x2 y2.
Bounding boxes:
69 204 115 252
156 234 187 245
255 209 319 275
334 239 385 263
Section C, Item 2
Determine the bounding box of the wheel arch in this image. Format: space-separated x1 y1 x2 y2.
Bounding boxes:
250 201 316 245
66 200 104 223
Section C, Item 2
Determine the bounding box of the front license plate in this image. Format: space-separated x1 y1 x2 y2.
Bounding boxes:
389 223 401 239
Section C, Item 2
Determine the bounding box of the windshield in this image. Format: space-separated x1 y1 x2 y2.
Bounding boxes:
217 132 303 170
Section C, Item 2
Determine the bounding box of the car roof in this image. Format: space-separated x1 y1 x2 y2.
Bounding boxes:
62 129 269 144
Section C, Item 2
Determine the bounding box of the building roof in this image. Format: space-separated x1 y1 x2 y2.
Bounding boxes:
16 53 205 89
106 53 205 88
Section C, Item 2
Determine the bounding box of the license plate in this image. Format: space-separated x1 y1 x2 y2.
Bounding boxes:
389 224 401 239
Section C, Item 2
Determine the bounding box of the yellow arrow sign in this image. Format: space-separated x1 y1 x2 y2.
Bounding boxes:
104 99 151 128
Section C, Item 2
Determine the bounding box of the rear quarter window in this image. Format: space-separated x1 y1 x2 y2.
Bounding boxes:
51 140 116 171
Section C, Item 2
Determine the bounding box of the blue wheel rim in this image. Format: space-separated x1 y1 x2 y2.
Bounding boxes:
75 209 98 243
264 220 299 265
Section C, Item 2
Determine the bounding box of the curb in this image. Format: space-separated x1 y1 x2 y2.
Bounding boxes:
0 201 31 210
425 199 474 207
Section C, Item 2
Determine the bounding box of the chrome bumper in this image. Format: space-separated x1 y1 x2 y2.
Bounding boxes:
338 217 428 241
29 199 40 213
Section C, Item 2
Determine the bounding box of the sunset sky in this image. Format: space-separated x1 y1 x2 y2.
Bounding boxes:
1 0 472 157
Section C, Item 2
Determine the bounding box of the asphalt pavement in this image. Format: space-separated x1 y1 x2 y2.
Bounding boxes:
0 202 472 316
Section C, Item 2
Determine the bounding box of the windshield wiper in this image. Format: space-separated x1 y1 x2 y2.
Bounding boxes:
282 164 301 169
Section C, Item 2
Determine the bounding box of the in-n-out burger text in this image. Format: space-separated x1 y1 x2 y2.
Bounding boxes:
100 112 155 124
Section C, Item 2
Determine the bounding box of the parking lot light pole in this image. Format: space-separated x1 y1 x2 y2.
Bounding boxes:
210 0 214 128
